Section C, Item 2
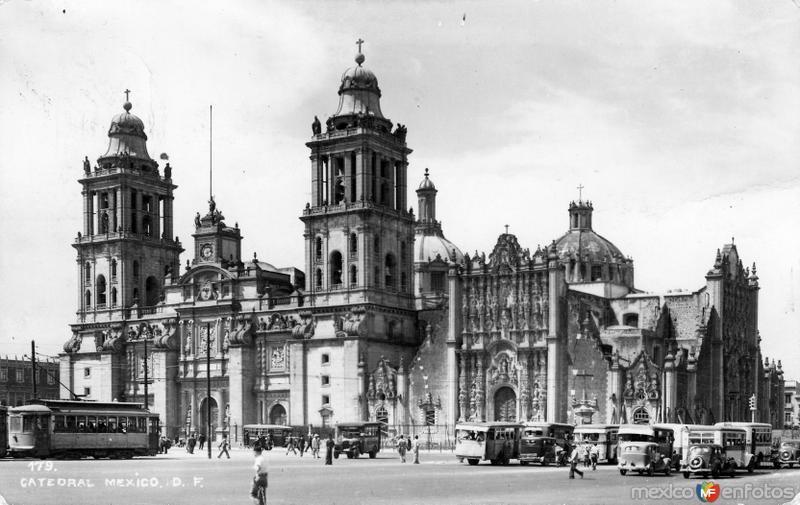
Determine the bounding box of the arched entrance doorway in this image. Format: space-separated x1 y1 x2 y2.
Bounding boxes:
198 397 218 437
494 387 517 422
632 407 650 424
269 404 287 425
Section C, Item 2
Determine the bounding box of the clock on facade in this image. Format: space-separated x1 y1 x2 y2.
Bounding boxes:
200 243 213 260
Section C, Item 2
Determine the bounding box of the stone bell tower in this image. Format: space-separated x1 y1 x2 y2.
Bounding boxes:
301 41 415 310
74 92 182 321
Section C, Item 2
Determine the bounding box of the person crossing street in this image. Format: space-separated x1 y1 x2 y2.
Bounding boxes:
217 433 231 459
568 445 584 479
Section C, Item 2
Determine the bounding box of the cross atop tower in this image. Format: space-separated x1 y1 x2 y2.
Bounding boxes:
124 89 131 102
577 184 584 201
356 38 364 53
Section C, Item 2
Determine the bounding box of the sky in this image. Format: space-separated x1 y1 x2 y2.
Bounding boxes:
1 0 799 378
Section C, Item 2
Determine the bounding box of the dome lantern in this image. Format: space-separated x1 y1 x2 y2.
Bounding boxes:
97 90 156 168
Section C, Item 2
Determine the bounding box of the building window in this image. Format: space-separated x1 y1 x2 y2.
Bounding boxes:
321 411 331 428
46 372 55 385
349 265 357 286
321 375 330 386
85 290 92 308
384 254 396 289
400 272 407 292
400 241 407 261
96 275 107 306
133 260 140 278
84 367 91 378
111 287 118 307
591 265 602 281
330 251 343 288
373 234 380 257
632 407 649 424
111 259 117 279
315 268 323 290
349 233 358 257
16 369 24 383
622 313 638 327
315 237 323 263
85 262 91 283
321 354 330 365
83 387 91 398
431 272 445 292
322 395 330 405
0 368 7 382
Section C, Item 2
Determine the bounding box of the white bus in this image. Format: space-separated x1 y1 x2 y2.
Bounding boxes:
687 425 752 472
714 422 775 469
573 424 619 463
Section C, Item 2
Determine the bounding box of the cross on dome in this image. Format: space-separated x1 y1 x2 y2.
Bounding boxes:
577 184 584 201
355 38 365 65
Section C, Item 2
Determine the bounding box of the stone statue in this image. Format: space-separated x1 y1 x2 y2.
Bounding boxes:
194 212 201 228
83 156 91 175
164 162 171 179
312 115 321 135
208 196 216 214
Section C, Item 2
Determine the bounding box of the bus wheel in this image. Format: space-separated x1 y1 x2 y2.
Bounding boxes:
747 461 754 473
540 459 547 467
467 459 479 466
519 461 529 466
369 450 376 459
683 472 690 479
647 465 655 477
664 465 671 476
619 469 627 476
334 452 340 459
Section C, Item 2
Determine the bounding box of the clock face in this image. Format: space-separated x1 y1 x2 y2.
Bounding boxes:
200 244 213 260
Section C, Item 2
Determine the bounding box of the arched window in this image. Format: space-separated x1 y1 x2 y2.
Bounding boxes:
111 287 118 307
633 407 650 425
623 313 639 327
142 216 153 237
145 276 159 306
96 275 107 306
110 259 117 279
100 212 109 233
334 159 345 204
349 233 358 257
385 254 397 289
349 265 357 286
85 290 92 308
330 251 343 287
315 268 323 290
315 237 323 262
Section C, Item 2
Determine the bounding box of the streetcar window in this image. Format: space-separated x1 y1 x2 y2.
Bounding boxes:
87 416 97 432
22 415 34 433
77 416 87 432
98 416 107 433
10 416 21 432
66 416 76 433
149 417 159 433
108 416 117 433
119 417 128 433
138 417 146 433
54 415 66 432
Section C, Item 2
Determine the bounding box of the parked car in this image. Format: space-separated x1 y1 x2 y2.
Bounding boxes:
681 444 735 479
617 425 671 476
777 440 800 469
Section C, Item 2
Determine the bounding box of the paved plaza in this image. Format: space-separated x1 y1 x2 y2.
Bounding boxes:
1 448 799 505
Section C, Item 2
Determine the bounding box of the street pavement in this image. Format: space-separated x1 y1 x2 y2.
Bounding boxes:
1 447 799 505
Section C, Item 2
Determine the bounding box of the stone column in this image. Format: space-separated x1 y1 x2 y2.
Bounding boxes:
153 194 161 240
135 190 143 234
163 196 173 239
355 149 365 201
311 154 321 206
190 388 197 433
664 350 676 422
686 351 697 415
546 246 564 422
458 352 468 422
344 151 353 203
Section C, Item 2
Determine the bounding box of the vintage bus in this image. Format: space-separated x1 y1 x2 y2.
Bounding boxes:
714 422 774 468
653 423 710 470
686 425 751 473
334 421 382 459
455 422 521 466
573 424 619 463
519 422 574 465
7 399 160 459
242 424 294 449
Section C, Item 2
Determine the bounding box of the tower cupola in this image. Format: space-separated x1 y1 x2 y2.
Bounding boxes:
98 92 156 170
568 200 593 230
416 168 437 225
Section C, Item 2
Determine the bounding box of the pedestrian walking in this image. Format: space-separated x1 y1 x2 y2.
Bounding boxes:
311 434 320 458
397 435 407 463
199 433 207 450
159 435 169 454
590 444 599 471
583 444 591 468
299 436 306 457
412 435 420 464
554 444 565 466
568 445 584 479
218 434 231 459
286 436 297 455
187 433 196 454
325 435 334 465
250 444 268 505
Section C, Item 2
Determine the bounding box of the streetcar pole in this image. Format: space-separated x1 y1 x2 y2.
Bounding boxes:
143 334 148 410
207 322 212 459
31 340 38 399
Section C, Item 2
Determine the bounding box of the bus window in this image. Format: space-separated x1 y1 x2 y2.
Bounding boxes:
119 417 128 433
87 416 97 433
53 415 65 432
66 416 76 433
138 417 146 433
97 416 107 433
108 416 117 433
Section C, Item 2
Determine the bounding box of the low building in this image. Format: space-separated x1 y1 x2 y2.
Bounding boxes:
0 355 60 406
786 380 799 429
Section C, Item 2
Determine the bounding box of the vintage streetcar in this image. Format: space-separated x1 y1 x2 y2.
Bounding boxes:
0 405 7 458
573 424 619 464
617 424 672 476
455 422 521 466
519 422 573 465
333 421 382 459
7 399 160 459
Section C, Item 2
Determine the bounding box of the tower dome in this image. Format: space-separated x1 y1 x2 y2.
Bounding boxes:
328 42 391 132
98 97 154 165
414 169 464 263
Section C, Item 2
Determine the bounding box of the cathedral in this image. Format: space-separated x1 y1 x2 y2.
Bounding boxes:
59 46 785 441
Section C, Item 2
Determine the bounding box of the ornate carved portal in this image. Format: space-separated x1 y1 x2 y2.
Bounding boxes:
494 387 516 421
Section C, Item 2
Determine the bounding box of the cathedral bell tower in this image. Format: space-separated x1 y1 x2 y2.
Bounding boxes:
74 93 183 320
301 41 414 309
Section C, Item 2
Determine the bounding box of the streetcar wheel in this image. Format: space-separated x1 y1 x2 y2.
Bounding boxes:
619 469 627 476
467 458 479 466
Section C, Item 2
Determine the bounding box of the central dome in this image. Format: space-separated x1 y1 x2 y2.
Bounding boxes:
99 101 153 162
332 51 385 121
